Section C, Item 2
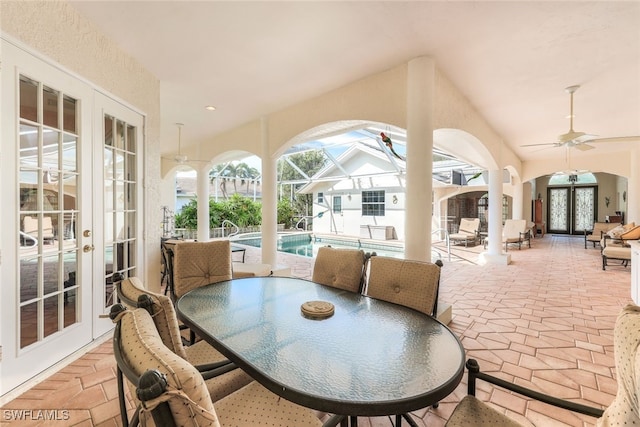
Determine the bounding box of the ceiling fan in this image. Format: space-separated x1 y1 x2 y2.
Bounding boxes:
162 123 209 165
522 85 640 151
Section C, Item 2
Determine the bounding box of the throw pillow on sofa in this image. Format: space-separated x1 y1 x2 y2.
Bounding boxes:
608 225 626 239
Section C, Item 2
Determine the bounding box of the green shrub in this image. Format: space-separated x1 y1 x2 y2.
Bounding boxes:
175 195 279 229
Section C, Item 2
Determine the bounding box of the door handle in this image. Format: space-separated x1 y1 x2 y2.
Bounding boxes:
83 245 95 253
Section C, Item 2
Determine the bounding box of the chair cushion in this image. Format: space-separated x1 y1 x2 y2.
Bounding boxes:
602 245 631 260
366 256 440 316
459 218 480 234
621 225 640 240
120 278 253 401
607 225 626 239
232 262 271 277
503 219 526 239
118 308 219 426
445 395 521 427
215 381 322 427
174 241 232 298
120 277 187 359
449 231 476 240
312 246 365 293
597 304 640 427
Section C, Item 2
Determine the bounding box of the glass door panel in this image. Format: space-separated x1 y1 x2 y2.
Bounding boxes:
17 75 81 349
574 187 596 233
548 187 569 234
93 93 143 337
548 185 597 235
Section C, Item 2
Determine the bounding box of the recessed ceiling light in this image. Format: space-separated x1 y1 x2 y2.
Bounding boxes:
205 105 216 111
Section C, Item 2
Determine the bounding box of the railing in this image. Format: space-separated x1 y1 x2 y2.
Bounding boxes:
295 216 311 231
221 220 240 237
431 228 451 262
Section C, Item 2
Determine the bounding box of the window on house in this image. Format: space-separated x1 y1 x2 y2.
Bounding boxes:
318 192 324 203
333 196 342 213
362 190 385 216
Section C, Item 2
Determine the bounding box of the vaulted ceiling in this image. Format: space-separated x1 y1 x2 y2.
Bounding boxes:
69 1 640 167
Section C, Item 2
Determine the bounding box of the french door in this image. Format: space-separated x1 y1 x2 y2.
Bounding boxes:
93 93 144 337
1 39 143 395
547 186 596 235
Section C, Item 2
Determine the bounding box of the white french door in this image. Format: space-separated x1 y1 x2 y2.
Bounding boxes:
92 93 144 337
0 39 143 395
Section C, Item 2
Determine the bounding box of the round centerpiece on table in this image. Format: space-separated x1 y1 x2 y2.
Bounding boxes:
301 300 334 319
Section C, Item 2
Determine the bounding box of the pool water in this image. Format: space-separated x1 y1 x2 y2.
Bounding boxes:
235 234 405 259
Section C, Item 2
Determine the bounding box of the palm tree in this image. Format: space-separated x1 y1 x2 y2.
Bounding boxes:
210 163 237 199
235 162 260 195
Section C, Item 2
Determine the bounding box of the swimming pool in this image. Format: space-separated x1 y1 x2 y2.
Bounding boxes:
232 232 405 259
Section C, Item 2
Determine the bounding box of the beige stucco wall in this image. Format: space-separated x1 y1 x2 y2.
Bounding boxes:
175 59 515 179
1 1 162 287
522 150 630 183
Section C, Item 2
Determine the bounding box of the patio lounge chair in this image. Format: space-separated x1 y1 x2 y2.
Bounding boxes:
23 215 55 245
446 304 640 426
449 218 480 247
584 221 621 249
601 223 640 270
502 219 531 251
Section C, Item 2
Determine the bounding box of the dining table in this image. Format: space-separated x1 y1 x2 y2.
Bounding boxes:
175 276 465 422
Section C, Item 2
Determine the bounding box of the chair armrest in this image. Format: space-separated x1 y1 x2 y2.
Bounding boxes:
197 361 239 381
194 359 235 373
465 359 604 418
602 235 619 248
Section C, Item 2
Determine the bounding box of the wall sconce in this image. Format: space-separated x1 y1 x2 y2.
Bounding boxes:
605 196 610 207
347 194 352 201
568 174 578 184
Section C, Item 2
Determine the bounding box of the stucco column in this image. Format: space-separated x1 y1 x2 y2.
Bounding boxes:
512 179 524 220
480 168 511 265
629 147 640 224
261 117 278 266
405 57 434 262
196 166 210 241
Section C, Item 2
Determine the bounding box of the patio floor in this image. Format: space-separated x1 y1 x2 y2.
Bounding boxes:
0 233 632 426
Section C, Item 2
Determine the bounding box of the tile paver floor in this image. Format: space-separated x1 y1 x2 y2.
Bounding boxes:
1 234 633 426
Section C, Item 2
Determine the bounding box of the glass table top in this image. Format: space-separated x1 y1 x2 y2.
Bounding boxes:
176 276 464 416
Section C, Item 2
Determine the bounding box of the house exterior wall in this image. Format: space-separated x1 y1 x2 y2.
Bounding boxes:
312 186 406 240
309 153 407 238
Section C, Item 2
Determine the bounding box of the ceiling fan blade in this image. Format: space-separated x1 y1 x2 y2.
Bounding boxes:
574 143 595 151
520 143 559 148
586 136 640 143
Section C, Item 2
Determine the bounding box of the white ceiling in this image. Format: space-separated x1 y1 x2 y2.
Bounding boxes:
68 1 640 164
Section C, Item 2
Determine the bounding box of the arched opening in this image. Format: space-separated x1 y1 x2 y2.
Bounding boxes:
532 172 627 235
